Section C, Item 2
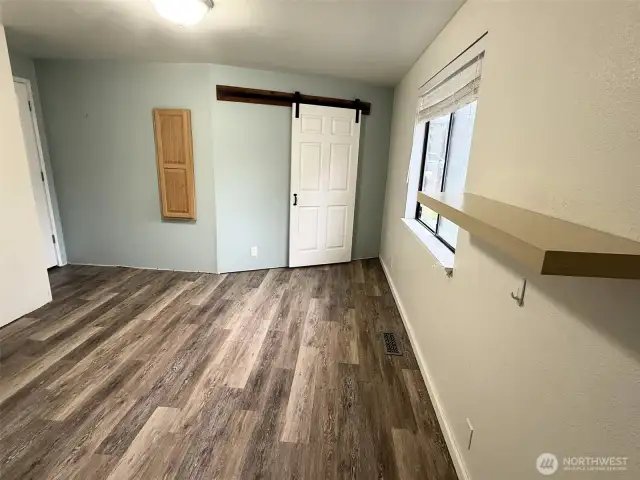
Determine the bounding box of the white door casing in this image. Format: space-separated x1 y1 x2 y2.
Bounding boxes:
14 79 59 268
289 104 361 267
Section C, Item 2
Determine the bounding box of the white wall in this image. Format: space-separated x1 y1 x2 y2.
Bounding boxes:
381 2 640 479
0 25 51 327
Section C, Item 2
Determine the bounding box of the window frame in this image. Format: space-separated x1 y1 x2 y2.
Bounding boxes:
415 112 457 253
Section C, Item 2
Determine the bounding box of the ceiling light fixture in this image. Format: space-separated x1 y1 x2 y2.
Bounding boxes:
150 0 213 26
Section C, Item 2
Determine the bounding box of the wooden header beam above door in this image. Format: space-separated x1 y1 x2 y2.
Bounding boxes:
216 85 371 116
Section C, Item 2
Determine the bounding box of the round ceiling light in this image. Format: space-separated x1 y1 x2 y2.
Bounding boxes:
150 0 213 26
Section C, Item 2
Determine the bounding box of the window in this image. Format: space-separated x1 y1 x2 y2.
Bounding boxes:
415 101 477 251
405 47 484 255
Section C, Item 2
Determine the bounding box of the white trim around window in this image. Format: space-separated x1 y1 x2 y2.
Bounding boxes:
404 34 486 268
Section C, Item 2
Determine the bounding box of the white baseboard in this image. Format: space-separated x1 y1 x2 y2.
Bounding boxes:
70 258 377 276
379 256 470 480
68 262 217 274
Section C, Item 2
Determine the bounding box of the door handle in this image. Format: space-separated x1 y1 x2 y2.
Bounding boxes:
293 193 298 206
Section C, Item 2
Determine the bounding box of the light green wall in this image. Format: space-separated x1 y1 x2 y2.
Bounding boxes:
36 61 217 272
8 49 67 264
210 65 393 272
34 60 393 273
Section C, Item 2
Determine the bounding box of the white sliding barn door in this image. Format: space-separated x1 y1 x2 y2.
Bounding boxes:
289 104 361 267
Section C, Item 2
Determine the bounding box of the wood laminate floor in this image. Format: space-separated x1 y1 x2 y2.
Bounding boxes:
0 259 457 480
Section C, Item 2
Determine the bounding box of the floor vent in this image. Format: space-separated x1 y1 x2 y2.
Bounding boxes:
382 332 402 356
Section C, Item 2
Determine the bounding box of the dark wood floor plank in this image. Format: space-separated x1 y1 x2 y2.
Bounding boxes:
213 409 258 479
361 379 401 480
189 273 228 306
173 387 243 479
106 406 181 480
0 326 103 406
0 298 87 362
0 359 142 479
0 360 77 438
0 260 457 480
280 345 319 444
273 307 304 370
30 292 118 342
240 329 284 411
71 453 117 480
336 362 379 479
0 315 40 342
79 267 143 301
239 368 294 479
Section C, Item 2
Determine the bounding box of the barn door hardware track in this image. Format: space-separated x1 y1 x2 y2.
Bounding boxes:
216 85 371 118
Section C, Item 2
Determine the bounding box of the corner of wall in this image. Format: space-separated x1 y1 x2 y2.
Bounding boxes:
0 25 52 326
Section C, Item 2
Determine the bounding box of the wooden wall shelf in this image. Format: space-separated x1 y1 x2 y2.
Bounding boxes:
418 192 640 279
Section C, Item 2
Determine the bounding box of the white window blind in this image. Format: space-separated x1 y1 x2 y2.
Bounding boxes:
417 46 484 124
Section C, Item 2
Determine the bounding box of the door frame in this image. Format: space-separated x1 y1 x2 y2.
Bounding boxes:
13 76 63 267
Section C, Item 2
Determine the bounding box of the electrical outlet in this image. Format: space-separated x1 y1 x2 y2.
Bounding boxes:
466 418 474 450
251 246 258 257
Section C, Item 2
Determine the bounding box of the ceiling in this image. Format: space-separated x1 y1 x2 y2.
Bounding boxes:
0 0 465 86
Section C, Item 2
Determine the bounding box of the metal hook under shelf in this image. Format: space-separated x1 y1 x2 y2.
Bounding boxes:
511 278 526 307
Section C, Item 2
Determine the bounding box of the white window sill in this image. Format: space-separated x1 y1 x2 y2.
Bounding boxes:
402 218 454 276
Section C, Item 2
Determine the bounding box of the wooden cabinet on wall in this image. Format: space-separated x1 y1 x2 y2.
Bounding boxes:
153 108 196 220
